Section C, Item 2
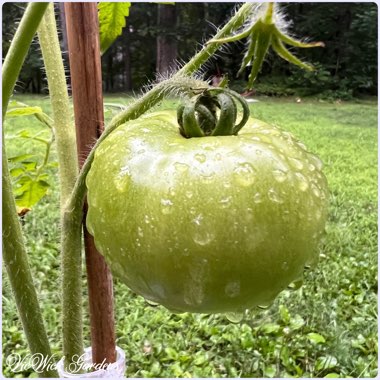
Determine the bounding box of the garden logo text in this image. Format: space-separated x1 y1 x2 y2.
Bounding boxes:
5 353 119 374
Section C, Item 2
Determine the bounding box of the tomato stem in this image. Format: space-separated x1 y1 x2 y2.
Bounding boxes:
38 4 79 208
177 88 250 138
38 4 86 368
2 3 58 377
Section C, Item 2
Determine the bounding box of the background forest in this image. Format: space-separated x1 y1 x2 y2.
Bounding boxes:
2 2 378 100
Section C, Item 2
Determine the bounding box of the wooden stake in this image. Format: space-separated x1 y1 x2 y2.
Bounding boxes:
64 2 116 365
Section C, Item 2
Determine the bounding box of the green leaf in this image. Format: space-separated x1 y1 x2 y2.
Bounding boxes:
8 154 35 163
193 352 208 366
10 167 25 178
324 373 341 378
98 2 131 54
307 332 326 344
290 314 305 330
316 356 338 371
164 347 178 360
16 129 31 138
21 161 38 171
150 361 161 376
279 305 290 323
14 177 50 209
261 323 281 334
264 364 277 378
6 106 42 118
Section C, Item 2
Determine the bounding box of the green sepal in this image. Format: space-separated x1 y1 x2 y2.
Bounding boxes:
271 37 314 71
211 93 236 136
247 26 272 90
181 102 205 138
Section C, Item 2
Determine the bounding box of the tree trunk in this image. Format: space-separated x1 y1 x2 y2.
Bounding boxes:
156 4 178 75
57 3 68 54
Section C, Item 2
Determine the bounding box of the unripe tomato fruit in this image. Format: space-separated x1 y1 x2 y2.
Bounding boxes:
86 111 328 313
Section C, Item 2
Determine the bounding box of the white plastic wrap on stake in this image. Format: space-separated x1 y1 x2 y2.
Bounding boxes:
57 346 126 378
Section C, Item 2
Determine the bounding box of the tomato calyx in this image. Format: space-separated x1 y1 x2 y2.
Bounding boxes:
177 87 250 138
208 3 325 90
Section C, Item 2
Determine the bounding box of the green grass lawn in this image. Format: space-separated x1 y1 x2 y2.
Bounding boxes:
3 94 378 378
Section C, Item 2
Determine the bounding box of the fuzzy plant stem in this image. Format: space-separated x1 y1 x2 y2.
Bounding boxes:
38 3 79 207
37 4 83 366
60 1 255 361
2 2 58 378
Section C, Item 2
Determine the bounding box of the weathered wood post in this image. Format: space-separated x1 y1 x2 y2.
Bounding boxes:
64 2 116 365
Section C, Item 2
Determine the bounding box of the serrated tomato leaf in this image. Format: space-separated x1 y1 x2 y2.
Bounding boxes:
98 2 131 55
6 106 43 118
10 167 25 178
8 154 36 163
14 177 50 209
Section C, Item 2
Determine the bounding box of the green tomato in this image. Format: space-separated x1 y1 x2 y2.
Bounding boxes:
86 111 328 314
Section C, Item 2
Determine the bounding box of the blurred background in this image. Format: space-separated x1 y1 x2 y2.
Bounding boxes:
2 2 378 101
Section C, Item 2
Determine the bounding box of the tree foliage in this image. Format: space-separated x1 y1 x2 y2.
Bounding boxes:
2 2 377 97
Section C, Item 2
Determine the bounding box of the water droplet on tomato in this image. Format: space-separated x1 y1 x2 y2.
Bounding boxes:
296 141 307 151
310 155 323 170
225 281 240 298
311 183 321 198
185 190 193 199
193 214 203 226
281 261 289 271
288 278 303 291
219 196 232 208
308 163 316 172
114 176 128 192
225 312 244 323
137 227 144 237
200 171 215 184
288 157 304 170
195 153 206 163
146 299 159 307
272 169 287 183
161 198 173 214
245 308 258 319
174 162 189 173
233 163 255 187
268 188 283 203
295 172 309 192
257 302 271 310
254 192 262 203
193 231 215 246
184 282 204 306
